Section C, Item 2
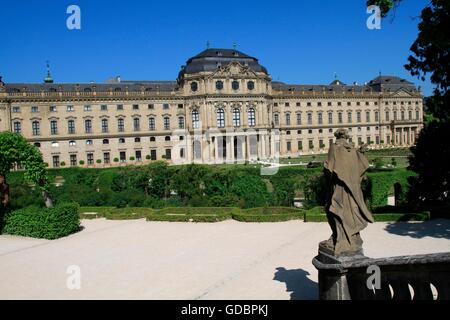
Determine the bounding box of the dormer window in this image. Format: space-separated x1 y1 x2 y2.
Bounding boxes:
247 81 255 91
232 80 240 91
191 81 198 92
216 81 224 90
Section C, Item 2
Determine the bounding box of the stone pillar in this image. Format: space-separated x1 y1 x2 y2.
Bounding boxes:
261 134 266 160
226 136 233 163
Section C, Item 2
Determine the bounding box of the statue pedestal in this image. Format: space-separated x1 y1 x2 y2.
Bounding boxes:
312 242 369 300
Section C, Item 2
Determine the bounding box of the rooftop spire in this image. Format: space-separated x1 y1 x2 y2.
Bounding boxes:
206 40 210 49
232 42 237 50
44 60 54 83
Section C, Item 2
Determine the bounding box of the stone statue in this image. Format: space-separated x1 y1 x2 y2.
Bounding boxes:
322 128 374 257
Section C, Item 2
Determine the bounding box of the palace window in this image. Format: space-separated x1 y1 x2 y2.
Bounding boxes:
67 105 74 112
416 110 420 120
347 112 353 123
192 109 200 129
375 111 379 122
165 149 172 160
86 139 93 145
328 112 333 124
408 110 412 120
232 108 241 127
120 152 126 162
119 138 125 144
216 81 224 90
217 108 225 128
13 121 21 133
102 119 108 133
12 106 21 113
101 105 108 111
357 111 361 123
285 113 291 125
149 117 155 131
338 112 343 124
178 116 185 129
385 111 390 121
318 112 323 125
247 81 255 91
52 156 60 168
248 108 256 127
191 82 198 92
133 117 140 131
135 150 142 161
31 106 39 113
307 113 312 125
148 104 154 110
102 139 109 145
84 119 92 133
232 80 240 91
163 117 170 130
287 141 291 152
274 114 279 126
84 105 92 111
50 120 58 135
165 136 171 141
296 113 301 125
366 111 370 122
118 118 125 132
393 111 397 120
401 111 405 120
104 152 110 164
117 104 123 111
163 104 169 110
135 137 141 143
68 120 75 134
70 155 77 166
133 104 139 110
87 153 94 165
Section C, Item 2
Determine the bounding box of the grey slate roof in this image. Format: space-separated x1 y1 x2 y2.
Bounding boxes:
4 81 178 93
178 48 268 78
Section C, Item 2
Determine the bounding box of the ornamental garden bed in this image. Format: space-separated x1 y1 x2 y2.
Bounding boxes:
303 206 430 222
232 207 304 222
147 207 237 222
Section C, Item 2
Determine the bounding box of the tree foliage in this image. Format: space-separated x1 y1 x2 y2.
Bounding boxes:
0 132 51 208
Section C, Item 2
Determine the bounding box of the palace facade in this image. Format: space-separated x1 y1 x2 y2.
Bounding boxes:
0 48 423 168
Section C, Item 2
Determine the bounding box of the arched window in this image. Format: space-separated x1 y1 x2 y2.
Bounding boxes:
118 138 125 143
51 141 59 148
217 108 225 128
232 108 241 127
118 118 125 132
191 82 198 92
150 136 156 142
69 140 76 146
248 108 256 126
192 109 200 129
165 136 171 141
34 142 41 148
83 87 92 92
247 81 255 91
232 80 240 91
103 139 109 144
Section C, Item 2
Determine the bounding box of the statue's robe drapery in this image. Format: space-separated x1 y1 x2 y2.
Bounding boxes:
324 140 374 254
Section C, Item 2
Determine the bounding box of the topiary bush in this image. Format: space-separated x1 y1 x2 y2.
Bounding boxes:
1 203 80 239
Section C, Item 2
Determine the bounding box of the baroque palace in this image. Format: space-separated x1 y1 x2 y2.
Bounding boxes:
0 48 423 167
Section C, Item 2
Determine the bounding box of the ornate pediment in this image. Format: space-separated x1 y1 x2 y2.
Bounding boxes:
208 61 259 79
390 88 413 97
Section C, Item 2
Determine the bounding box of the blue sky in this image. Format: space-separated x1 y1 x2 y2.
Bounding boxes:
0 0 433 95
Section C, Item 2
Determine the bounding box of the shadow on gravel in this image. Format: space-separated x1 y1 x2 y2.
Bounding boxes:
384 219 450 239
273 267 318 300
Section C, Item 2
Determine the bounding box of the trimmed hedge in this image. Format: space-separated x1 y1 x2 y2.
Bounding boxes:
232 207 304 222
104 207 154 220
79 206 115 219
1 203 80 239
147 207 237 222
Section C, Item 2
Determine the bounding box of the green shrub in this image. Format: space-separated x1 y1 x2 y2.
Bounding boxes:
232 207 303 222
2 203 80 239
104 207 154 220
147 207 236 222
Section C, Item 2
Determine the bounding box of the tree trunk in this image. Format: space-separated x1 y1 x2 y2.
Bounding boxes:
42 190 53 208
0 174 10 208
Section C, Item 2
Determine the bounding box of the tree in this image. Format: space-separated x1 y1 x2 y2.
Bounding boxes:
369 0 450 208
0 132 53 208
